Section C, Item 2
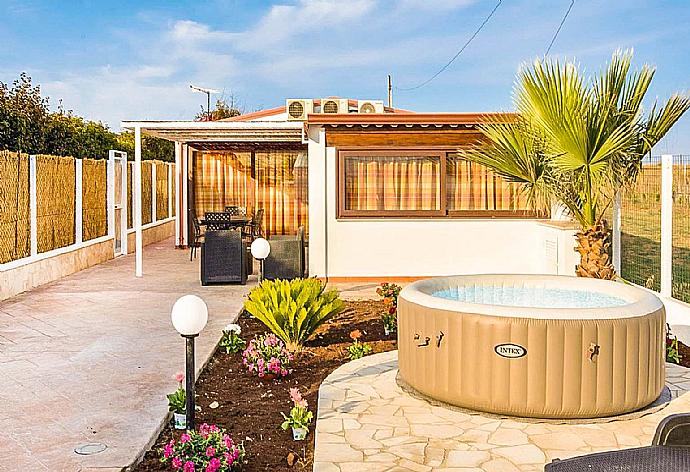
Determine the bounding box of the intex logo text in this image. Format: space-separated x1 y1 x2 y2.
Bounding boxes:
494 343 527 359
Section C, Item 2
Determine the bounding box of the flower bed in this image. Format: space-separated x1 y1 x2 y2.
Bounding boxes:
134 300 396 471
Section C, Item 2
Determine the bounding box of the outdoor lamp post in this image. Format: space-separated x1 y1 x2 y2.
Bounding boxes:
250 238 271 282
171 295 208 431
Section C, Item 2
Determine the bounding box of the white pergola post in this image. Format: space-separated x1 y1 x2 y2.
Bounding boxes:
134 126 143 277
660 154 673 297
174 142 181 246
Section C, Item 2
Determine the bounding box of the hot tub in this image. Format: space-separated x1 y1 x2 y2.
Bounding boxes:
397 274 665 419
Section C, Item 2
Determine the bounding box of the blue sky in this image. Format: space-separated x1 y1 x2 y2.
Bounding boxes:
1 0 689 152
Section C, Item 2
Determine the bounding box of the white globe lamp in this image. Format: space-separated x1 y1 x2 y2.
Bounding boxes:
170 294 208 431
250 238 271 282
171 295 208 336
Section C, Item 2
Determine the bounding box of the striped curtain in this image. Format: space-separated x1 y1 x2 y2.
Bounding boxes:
446 154 528 211
344 155 440 211
193 149 308 237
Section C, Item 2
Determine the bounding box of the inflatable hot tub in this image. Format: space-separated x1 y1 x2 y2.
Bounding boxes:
397 274 665 419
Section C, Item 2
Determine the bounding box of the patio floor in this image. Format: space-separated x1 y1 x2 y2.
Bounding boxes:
314 351 690 472
0 238 254 471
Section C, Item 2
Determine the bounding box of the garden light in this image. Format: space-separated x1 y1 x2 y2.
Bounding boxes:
171 294 208 430
250 238 271 282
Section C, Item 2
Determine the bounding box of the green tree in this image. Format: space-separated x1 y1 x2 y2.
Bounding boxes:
0 73 50 153
194 96 243 121
461 50 690 278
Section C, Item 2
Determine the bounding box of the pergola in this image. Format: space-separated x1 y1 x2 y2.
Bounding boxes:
119 120 304 277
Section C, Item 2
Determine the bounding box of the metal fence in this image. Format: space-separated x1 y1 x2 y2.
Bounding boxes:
616 154 690 303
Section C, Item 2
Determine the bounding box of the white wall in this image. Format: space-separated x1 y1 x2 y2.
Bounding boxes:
307 125 580 278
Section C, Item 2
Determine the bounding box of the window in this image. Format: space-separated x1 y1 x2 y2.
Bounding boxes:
338 150 538 218
340 152 443 217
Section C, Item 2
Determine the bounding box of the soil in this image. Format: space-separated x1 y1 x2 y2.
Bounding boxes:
133 300 397 471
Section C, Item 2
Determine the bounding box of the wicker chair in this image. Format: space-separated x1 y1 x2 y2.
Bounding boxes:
244 208 264 239
200 229 247 285
263 226 305 280
224 206 247 216
189 211 204 261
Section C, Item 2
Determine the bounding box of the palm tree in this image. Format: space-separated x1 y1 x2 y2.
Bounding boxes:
461 50 689 279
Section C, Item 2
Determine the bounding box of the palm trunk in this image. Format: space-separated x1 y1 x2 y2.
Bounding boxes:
575 220 616 279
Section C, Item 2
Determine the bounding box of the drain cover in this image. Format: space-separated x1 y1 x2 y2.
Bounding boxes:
74 443 107 455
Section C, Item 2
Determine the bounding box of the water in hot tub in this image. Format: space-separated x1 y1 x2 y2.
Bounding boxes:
432 285 628 308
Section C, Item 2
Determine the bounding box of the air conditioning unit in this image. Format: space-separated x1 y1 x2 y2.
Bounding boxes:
357 100 384 114
286 99 313 121
320 98 350 114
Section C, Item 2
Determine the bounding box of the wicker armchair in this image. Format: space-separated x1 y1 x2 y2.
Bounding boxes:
263 227 305 280
244 208 264 239
200 229 247 285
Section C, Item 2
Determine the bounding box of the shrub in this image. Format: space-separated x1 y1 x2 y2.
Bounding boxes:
242 334 292 379
219 323 246 354
378 283 402 334
244 278 344 351
160 424 245 471
667 325 682 364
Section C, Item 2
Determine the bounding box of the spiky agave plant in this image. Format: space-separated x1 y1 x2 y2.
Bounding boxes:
244 278 344 351
461 50 690 279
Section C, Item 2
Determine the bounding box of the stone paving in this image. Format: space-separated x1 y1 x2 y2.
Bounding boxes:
0 238 254 471
314 351 690 472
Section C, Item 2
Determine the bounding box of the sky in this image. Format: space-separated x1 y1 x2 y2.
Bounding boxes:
1 0 689 153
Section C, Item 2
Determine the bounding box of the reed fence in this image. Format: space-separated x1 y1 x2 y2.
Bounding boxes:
0 151 30 263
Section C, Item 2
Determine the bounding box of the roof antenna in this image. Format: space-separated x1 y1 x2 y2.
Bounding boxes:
387 74 393 108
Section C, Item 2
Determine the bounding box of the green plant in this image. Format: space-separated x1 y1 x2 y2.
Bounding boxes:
167 372 186 414
242 334 292 378
281 388 313 431
347 330 373 360
244 278 345 351
377 282 402 313
219 323 246 354
381 312 397 335
160 424 245 471
667 325 682 364
460 50 690 279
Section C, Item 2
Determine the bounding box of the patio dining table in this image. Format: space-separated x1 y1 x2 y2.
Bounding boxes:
199 216 250 231
545 445 690 471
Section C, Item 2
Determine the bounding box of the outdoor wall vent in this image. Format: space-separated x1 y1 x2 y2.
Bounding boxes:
286 99 313 121
357 100 384 114
320 98 349 114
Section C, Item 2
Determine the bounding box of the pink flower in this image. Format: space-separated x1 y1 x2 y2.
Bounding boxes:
199 423 210 437
205 446 216 457
205 458 221 472
175 372 185 383
223 435 234 449
209 424 219 433
290 388 308 408
172 456 183 469
163 444 173 458
224 451 234 466
183 461 195 472
179 433 191 443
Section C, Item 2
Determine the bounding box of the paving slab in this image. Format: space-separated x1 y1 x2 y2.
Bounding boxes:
315 351 690 472
0 238 254 471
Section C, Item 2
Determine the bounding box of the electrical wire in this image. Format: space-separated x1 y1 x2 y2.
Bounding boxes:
397 0 503 92
545 0 575 56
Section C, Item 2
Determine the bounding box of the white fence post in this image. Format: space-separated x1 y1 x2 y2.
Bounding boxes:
151 162 157 223
75 159 83 244
134 127 143 277
168 163 173 221
661 154 673 298
107 153 115 239
612 191 621 275
29 155 37 256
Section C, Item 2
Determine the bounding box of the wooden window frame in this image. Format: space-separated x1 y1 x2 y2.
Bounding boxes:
336 148 542 219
